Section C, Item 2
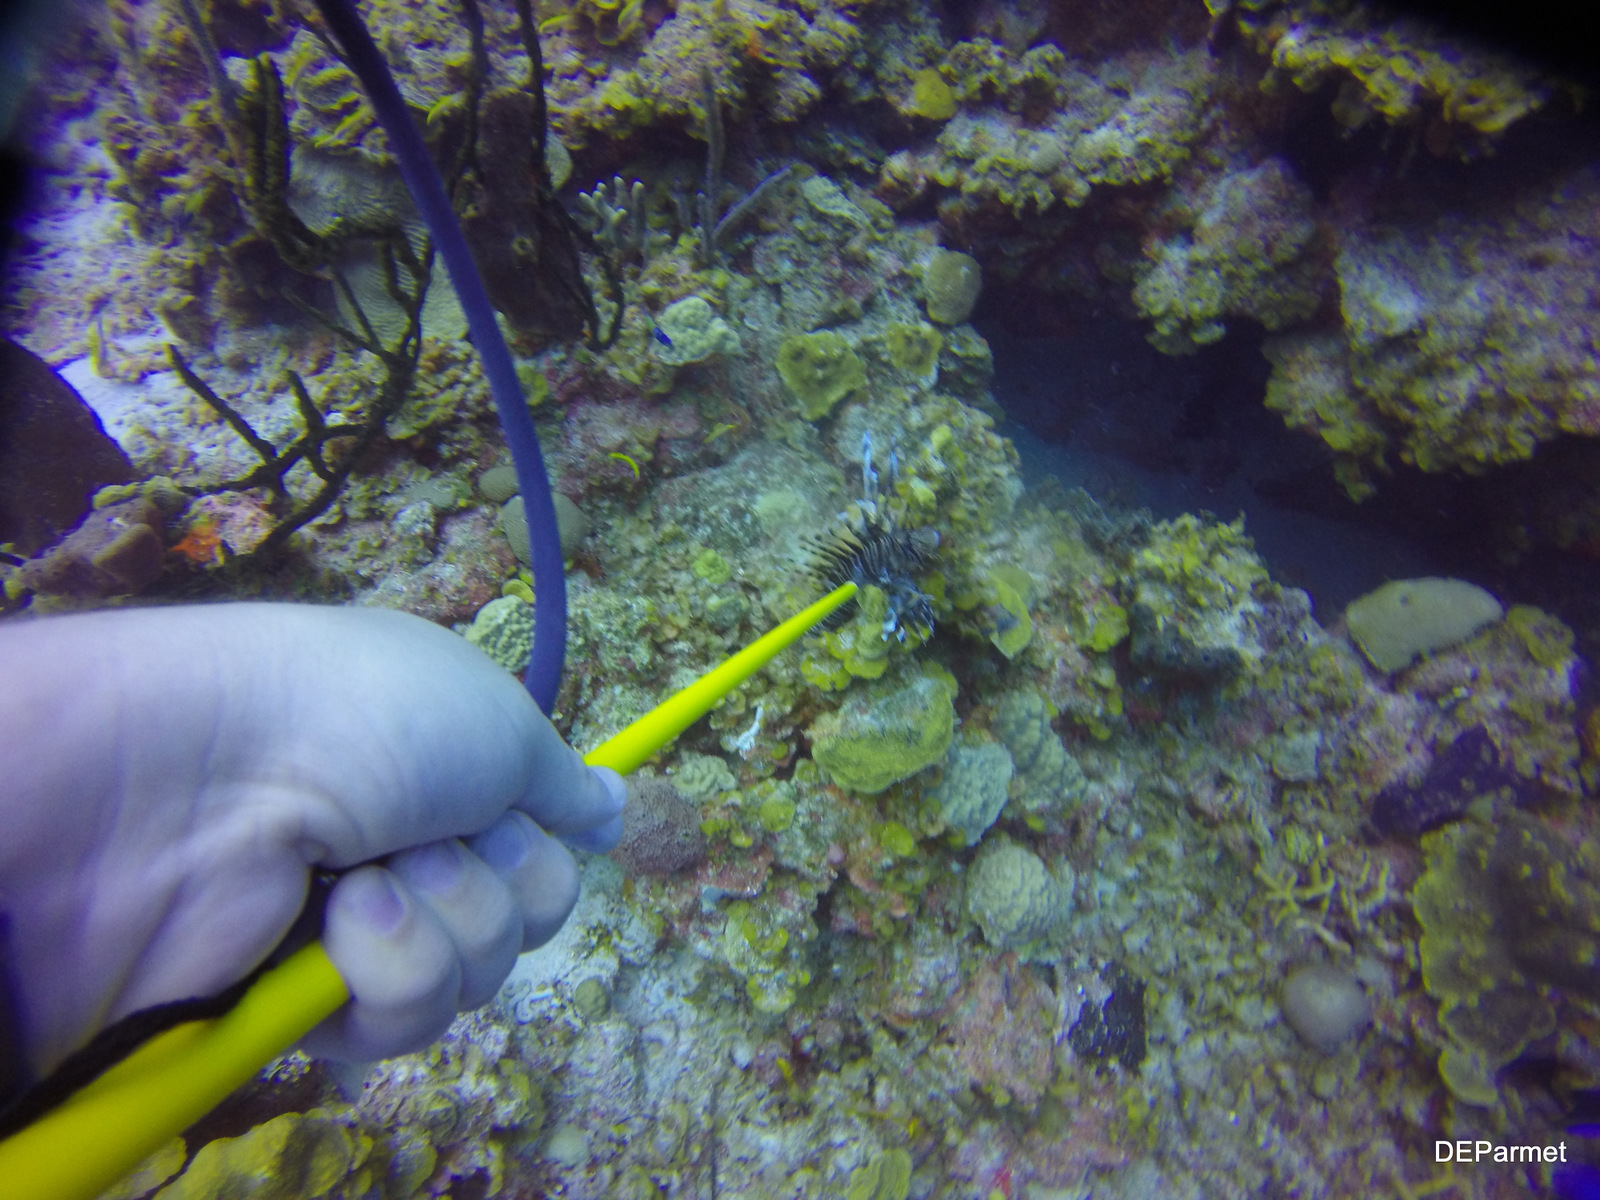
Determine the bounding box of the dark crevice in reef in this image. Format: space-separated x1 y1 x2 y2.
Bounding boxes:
976 295 1600 662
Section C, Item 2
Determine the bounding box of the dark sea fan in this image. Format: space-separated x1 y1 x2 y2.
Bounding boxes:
802 518 940 640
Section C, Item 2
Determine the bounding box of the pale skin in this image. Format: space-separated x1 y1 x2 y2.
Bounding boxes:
0 603 624 1080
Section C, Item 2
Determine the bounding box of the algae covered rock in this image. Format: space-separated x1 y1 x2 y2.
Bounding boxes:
931 738 1015 846
923 248 982 324
1344 577 1503 672
966 837 1064 948
809 671 955 794
776 331 867 420
152 1112 370 1200
654 295 741 366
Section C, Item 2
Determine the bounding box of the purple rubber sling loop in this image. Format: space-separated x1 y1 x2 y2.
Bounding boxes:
311 0 566 714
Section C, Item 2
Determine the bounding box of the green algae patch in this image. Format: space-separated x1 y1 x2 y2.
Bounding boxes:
776 331 867 420
808 672 955 794
1344 577 1503 672
985 565 1034 659
907 68 957 120
692 548 733 585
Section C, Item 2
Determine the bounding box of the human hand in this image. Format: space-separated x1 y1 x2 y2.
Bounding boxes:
0 603 624 1075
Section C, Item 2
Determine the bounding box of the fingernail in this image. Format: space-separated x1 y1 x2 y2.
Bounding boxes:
591 766 628 817
472 818 530 873
350 870 406 933
564 812 623 855
406 841 465 894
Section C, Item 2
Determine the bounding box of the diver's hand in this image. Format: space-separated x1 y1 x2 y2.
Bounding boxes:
0 603 624 1074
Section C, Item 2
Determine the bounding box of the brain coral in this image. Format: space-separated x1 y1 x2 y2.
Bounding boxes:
1343 577 1503 672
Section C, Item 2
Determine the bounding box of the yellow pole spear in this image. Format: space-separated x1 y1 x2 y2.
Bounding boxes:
0 582 858 1200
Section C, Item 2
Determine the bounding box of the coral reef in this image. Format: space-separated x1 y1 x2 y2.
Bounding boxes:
8 0 1600 1193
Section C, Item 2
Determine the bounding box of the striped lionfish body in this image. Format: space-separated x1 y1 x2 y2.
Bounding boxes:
802 518 941 642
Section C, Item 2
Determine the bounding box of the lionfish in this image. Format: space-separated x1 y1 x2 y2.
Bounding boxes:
802 517 941 642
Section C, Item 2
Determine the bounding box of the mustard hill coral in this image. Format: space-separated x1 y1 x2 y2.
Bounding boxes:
992 689 1089 818
653 295 741 366
930 737 1015 846
464 595 536 675
965 837 1064 949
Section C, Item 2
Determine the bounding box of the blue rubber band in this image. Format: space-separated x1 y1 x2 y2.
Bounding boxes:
311 0 566 713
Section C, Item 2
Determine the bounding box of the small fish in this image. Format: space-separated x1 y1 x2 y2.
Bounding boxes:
650 322 673 348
